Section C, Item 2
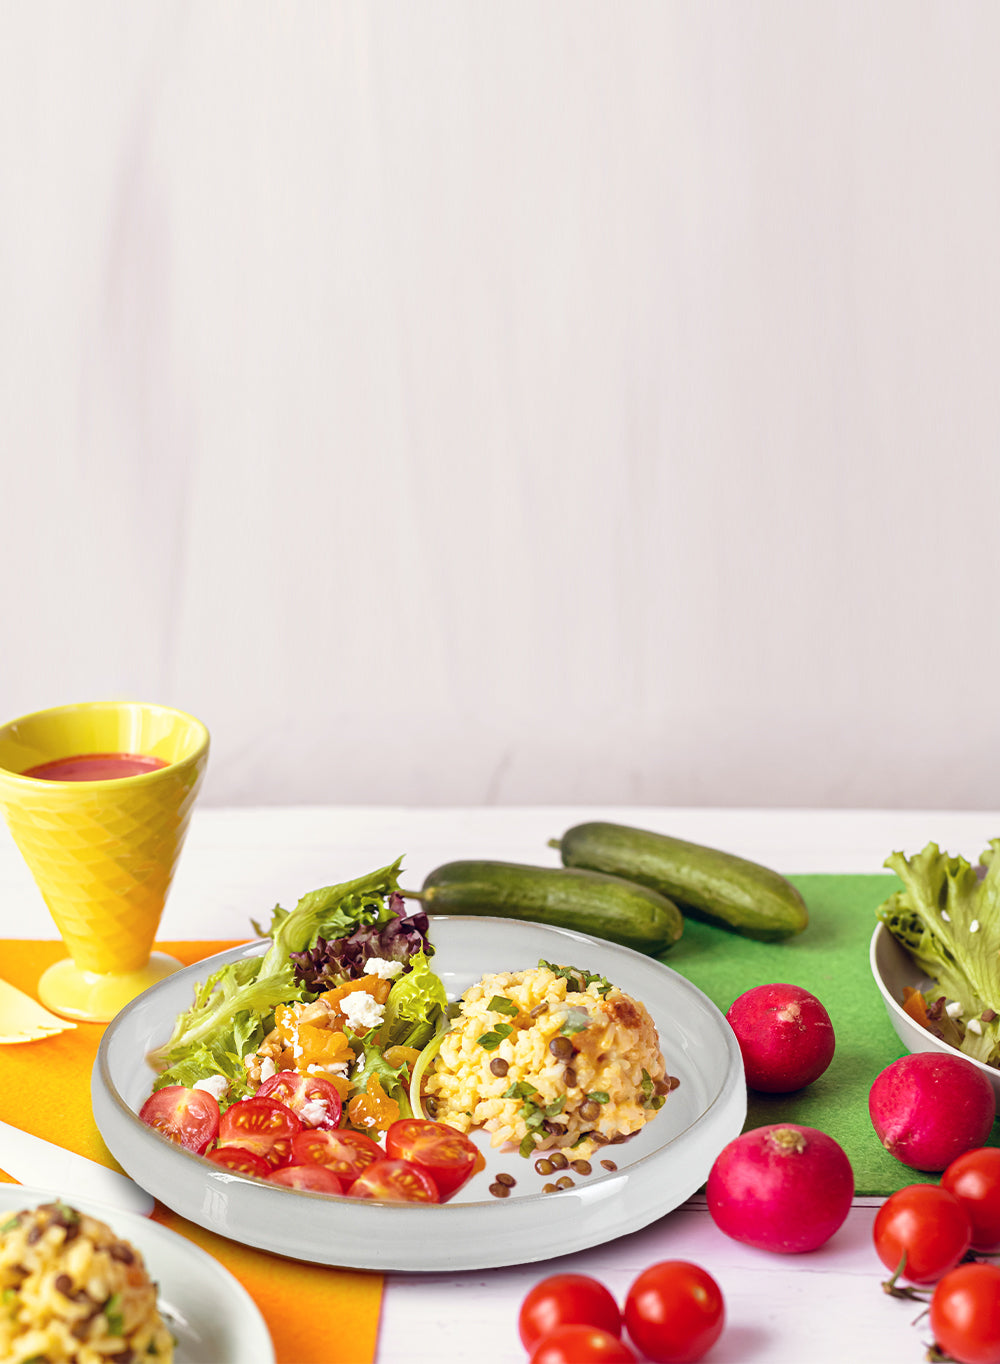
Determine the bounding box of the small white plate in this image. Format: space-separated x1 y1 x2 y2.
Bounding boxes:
870 922 1000 1100
93 916 746 1272
0 1183 274 1364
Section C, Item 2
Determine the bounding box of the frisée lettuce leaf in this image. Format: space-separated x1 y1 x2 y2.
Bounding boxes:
877 840 1000 1066
148 858 403 1090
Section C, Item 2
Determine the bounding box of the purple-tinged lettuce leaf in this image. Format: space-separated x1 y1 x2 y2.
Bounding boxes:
290 892 433 990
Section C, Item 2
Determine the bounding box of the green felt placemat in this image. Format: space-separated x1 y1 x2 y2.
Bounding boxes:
663 873 997 1196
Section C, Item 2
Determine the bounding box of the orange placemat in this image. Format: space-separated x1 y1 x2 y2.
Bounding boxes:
0 940 383 1364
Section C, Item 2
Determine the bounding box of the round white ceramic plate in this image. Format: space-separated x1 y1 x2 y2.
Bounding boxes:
870 921 1000 1100
0 1183 274 1363
93 916 746 1272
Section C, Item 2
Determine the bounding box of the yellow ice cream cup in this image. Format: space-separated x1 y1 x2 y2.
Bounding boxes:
0 701 209 1021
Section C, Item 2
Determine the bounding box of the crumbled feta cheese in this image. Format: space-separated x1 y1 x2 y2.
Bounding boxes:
971 920 981 933
259 1057 277 1082
192 1075 229 1102
941 911 951 922
364 956 405 980
968 1018 984 1035
299 1098 330 1127
946 1001 964 1018
307 1061 350 1078
342 991 385 1032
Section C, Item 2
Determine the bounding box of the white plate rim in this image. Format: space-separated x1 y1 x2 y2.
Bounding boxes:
0 1181 275 1364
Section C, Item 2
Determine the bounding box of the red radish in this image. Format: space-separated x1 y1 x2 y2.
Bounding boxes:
706 1124 854 1253
725 983 835 1092
868 1053 996 1172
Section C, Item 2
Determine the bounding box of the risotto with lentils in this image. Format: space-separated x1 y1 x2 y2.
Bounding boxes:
424 961 672 1160
0 1201 173 1364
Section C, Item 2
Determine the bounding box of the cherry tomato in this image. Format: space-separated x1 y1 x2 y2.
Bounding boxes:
385 1118 479 1200
943 1148 1000 1251
217 1096 302 1168
139 1085 220 1155
291 1129 386 1182
205 1145 271 1178
873 1184 972 1283
267 1164 344 1194
347 1157 440 1203
519 1274 623 1350
529 1325 636 1364
623 1261 725 1364
256 1070 343 1130
930 1262 1000 1364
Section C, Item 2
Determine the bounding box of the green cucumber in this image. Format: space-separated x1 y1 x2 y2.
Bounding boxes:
408 860 683 955
550 821 808 941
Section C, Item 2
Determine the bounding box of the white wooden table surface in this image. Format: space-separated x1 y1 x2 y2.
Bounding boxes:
3 804 997 1364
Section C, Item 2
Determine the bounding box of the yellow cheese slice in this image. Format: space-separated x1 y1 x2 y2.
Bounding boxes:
0 976 76 1042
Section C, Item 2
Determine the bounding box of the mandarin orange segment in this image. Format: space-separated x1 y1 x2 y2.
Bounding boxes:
297 1023 353 1066
348 1075 400 1132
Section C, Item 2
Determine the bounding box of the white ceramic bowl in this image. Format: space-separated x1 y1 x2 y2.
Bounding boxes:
93 915 746 1272
869 921 1000 1100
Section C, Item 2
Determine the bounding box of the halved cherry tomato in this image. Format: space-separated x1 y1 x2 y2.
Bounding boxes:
256 1071 343 1130
267 1164 344 1194
385 1118 479 1200
291 1128 386 1183
206 1145 271 1178
347 1158 440 1203
139 1085 220 1155
217 1096 302 1169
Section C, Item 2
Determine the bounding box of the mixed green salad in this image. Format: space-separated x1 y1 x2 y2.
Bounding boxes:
147 858 450 1118
878 839 1000 1066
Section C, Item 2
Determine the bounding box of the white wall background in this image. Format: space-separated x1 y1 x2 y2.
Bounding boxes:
1 2 998 810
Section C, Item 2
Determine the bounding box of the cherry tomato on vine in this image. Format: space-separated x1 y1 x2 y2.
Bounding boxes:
930 1262 1000 1364
624 1261 725 1364
943 1148 1000 1252
518 1275 623 1351
529 1324 636 1364
873 1183 972 1283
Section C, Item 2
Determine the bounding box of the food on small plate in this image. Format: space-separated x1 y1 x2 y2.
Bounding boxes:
0 1200 174 1363
877 840 1000 1066
421 961 671 1160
